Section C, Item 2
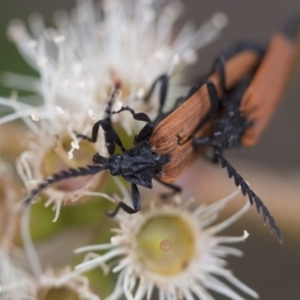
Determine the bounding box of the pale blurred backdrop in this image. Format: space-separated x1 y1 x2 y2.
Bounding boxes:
0 0 299 299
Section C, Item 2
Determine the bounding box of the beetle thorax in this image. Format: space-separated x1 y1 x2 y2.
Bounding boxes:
109 155 122 176
110 143 169 188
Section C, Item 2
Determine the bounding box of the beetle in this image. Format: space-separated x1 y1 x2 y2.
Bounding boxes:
22 44 262 215
192 13 300 243
23 13 300 242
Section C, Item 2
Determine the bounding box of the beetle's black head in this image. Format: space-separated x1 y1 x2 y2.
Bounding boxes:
213 113 251 149
110 142 169 189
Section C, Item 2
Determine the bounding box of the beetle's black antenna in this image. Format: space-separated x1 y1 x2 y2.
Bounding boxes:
22 165 106 207
76 85 121 143
76 85 128 155
214 148 282 243
23 87 124 208
193 119 282 242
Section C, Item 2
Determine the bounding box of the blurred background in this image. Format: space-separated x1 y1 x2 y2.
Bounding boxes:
0 0 299 299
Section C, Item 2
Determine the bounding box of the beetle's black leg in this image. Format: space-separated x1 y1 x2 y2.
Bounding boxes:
214 147 282 243
193 137 219 164
112 106 152 123
193 137 212 147
75 120 102 143
111 74 170 142
192 79 220 134
210 42 265 94
111 105 155 144
77 118 125 156
212 55 227 93
106 183 141 217
134 123 155 144
75 86 120 146
100 119 126 154
192 79 221 162
113 74 169 121
189 79 220 120
157 180 182 193
185 79 206 99
131 183 141 211
186 77 220 111
23 165 106 206
206 152 219 164
75 118 126 155
144 74 169 115
206 79 220 117
155 179 182 200
106 202 139 217
92 153 109 165
192 137 218 164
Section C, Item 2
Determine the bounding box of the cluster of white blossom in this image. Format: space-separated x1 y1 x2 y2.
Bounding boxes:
0 0 258 299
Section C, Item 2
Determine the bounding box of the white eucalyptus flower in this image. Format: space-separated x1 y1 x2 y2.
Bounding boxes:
15 106 107 221
0 0 227 218
56 189 258 300
3 0 227 134
0 250 36 300
0 251 100 300
35 267 100 300
0 204 101 300
0 162 36 300
0 160 20 250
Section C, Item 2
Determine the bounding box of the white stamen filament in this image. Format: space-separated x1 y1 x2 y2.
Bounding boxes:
82 191 116 204
20 207 43 277
75 248 126 270
52 199 62 222
207 202 250 235
75 243 115 254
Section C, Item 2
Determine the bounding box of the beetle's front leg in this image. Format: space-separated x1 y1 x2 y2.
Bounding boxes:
106 183 141 217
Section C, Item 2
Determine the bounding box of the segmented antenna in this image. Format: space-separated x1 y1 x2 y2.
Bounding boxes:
22 165 105 207
214 149 282 243
105 83 122 122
